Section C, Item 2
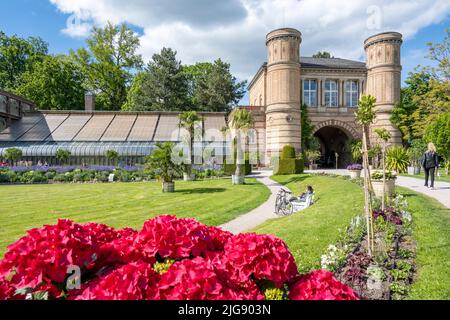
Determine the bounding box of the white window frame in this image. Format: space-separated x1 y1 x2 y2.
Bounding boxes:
325 80 338 107
303 80 317 107
346 80 359 107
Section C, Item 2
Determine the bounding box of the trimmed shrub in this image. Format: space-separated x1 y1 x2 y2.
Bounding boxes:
223 163 252 176
281 145 296 160
274 158 304 175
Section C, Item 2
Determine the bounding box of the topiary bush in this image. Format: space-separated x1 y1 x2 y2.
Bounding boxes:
281 145 296 160
274 145 304 175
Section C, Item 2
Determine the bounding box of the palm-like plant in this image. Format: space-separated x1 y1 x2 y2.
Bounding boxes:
355 95 377 256
105 149 120 166
179 111 203 181
56 149 71 166
145 142 183 192
350 140 363 163
374 128 392 211
4 148 22 166
228 108 254 185
386 146 409 174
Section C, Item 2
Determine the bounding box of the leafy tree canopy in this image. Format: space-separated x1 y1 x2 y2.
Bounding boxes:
312 51 334 58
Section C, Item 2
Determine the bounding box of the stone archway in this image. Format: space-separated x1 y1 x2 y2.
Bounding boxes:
313 120 361 169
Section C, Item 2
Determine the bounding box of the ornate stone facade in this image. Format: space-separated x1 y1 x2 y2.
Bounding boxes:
249 28 403 167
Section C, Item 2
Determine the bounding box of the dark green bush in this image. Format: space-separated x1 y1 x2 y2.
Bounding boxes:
274 158 304 175
45 171 56 180
0 170 18 183
19 171 48 184
281 145 296 160
223 163 252 176
53 174 69 183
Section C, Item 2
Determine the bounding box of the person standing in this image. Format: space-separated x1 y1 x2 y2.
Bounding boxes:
422 143 439 190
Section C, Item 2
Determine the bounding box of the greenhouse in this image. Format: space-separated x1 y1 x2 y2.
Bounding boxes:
0 111 230 166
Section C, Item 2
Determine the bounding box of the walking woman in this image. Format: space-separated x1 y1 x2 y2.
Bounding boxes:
422 143 439 190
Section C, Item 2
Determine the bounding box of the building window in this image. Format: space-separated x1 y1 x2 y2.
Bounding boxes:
346 80 359 107
324 80 338 107
303 80 317 107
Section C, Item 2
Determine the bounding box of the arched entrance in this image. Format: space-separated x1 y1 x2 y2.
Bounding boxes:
313 120 360 169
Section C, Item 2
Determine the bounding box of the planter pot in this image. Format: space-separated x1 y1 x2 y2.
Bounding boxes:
232 175 245 185
349 169 362 179
407 166 420 175
371 179 396 198
162 182 175 193
309 164 318 170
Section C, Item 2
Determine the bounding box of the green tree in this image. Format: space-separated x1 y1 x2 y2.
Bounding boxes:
184 60 246 112
301 103 315 150
425 112 450 174
14 55 85 110
178 111 203 180
4 148 22 166
56 149 71 165
229 108 254 185
105 149 120 166
0 32 48 90
123 48 189 111
312 51 334 58
392 70 432 143
72 22 143 110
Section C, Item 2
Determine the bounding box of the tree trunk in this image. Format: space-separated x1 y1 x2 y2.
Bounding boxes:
381 146 386 212
362 129 373 256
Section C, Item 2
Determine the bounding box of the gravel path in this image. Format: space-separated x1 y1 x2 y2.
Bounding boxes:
219 170 290 234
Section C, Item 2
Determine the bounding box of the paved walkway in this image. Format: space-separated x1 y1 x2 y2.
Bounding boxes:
220 170 290 234
306 169 450 209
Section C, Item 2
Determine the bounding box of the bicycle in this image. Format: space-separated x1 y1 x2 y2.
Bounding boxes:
275 189 295 216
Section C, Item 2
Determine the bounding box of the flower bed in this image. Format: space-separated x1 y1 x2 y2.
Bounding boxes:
0 216 358 300
320 195 416 300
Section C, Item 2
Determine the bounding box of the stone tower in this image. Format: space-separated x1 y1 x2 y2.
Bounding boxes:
265 28 302 159
364 32 403 146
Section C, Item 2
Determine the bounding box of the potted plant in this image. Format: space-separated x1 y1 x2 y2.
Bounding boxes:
229 108 254 185
371 171 397 198
305 150 321 170
407 140 426 175
145 142 183 193
347 164 363 179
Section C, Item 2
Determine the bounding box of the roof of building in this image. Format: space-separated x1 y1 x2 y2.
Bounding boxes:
0 111 229 157
300 57 366 69
248 57 367 90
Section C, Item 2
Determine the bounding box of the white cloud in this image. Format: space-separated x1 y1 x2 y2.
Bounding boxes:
50 0 450 89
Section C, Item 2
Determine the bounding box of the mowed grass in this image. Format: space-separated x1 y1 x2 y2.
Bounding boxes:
0 178 270 256
398 187 450 300
252 174 364 273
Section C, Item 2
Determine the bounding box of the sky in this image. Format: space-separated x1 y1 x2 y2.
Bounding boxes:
0 0 449 104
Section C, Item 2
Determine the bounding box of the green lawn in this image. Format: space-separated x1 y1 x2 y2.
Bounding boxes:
0 179 270 256
398 187 450 300
252 174 364 273
401 171 450 183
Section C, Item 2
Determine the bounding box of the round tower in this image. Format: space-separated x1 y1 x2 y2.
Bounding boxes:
364 32 403 146
265 28 302 159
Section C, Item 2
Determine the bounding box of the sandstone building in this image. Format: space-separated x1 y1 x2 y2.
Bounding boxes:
248 28 403 168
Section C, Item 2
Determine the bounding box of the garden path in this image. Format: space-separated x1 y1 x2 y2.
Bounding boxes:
219 170 290 234
305 169 450 209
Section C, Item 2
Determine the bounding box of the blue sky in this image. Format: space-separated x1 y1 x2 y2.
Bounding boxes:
0 0 448 104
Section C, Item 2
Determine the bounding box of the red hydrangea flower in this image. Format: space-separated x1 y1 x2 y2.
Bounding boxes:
69 261 160 300
289 270 359 300
0 279 15 300
221 233 299 288
0 220 121 290
134 216 229 260
157 257 264 300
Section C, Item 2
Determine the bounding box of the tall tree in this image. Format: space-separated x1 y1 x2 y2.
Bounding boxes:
0 32 48 90
425 112 450 174
184 60 246 112
312 51 334 58
123 48 189 111
71 22 143 110
14 55 85 110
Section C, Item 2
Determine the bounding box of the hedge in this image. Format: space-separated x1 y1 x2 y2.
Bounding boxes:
273 158 304 175
223 163 252 176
